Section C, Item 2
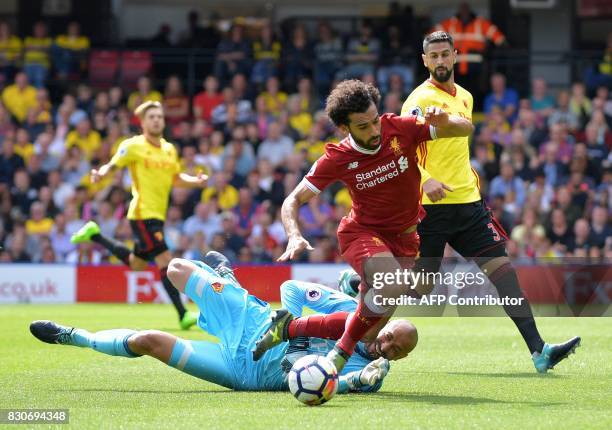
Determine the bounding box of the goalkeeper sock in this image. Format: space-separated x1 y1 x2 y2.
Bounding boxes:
488 261 545 354
287 312 349 340
160 267 187 320
71 328 140 357
91 233 132 265
336 301 383 356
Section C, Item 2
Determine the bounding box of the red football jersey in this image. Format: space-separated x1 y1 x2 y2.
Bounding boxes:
303 113 435 234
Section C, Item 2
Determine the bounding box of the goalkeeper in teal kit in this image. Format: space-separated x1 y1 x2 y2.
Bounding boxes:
30 252 417 393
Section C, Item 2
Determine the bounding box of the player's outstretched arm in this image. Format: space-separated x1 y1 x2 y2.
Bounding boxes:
278 182 316 261
173 172 208 188
425 106 474 138
90 162 115 184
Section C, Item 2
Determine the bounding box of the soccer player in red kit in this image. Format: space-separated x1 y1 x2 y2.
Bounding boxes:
252 80 473 370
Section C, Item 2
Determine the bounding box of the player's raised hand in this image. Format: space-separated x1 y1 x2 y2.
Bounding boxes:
90 164 112 184
90 168 102 184
196 172 209 188
422 178 453 202
424 106 449 128
277 235 314 261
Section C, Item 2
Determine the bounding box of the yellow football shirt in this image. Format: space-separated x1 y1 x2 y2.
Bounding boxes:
201 185 239 210
110 135 181 221
1 84 37 122
401 80 481 205
0 36 22 62
127 90 163 112
65 130 102 160
24 36 52 67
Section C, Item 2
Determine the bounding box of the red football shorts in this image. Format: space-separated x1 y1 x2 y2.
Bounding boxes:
337 217 420 282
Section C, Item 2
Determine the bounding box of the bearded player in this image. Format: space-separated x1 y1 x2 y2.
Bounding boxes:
70 101 207 329
253 79 473 371
396 31 580 373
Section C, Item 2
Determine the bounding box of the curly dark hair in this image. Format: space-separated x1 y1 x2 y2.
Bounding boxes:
325 80 381 127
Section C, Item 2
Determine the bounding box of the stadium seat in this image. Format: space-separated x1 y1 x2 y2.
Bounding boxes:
89 50 119 88
120 50 152 89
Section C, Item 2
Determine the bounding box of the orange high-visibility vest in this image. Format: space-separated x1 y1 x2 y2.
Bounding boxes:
432 16 505 75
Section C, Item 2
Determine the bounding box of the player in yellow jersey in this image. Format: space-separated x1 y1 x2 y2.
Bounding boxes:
71 101 208 330
400 31 580 373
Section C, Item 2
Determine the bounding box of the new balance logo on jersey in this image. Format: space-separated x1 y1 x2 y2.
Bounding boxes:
398 156 408 172
348 161 359 170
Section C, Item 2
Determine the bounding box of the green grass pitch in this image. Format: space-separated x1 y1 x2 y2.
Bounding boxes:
1 304 610 429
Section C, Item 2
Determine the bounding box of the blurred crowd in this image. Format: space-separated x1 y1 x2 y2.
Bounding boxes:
0 11 610 265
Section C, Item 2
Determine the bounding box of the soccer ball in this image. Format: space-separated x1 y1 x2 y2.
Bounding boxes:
288 354 338 406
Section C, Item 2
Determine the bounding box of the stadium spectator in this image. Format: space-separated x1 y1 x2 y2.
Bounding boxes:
180 10 220 51
298 194 333 240
55 94 87 127
2 72 37 124
26 154 48 190
287 94 313 139
222 126 256 177
530 78 556 118
569 82 592 130
214 24 252 86
127 76 162 112
209 231 237 263
95 200 118 238
539 123 574 164
337 20 380 80
163 75 189 126
23 21 52 88
548 90 579 130
313 21 344 97
53 21 90 79
14 128 35 166
590 205 611 250
37 185 59 218
163 205 184 251
510 207 546 257
211 87 253 129
218 210 245 254
10 169 37 217
193 75 224 122
65 118 101 161
201 172 239 210
66 241 102 264
489 159 526 213
377 25 414 95
251 23 281 85
231 73 254 103
484 73 519 122
257 121 294 165
430 2 505 100
25 201 54 237
49 213 74 260
281 24 313 91
34 132 60 175
233 187 260 238
183 201 222 242
260 76 287 117
294 76 316 113
0 21 21 85
26 88 53 139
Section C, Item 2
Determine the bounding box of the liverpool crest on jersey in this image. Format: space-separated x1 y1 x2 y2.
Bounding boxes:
390 137 402 156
